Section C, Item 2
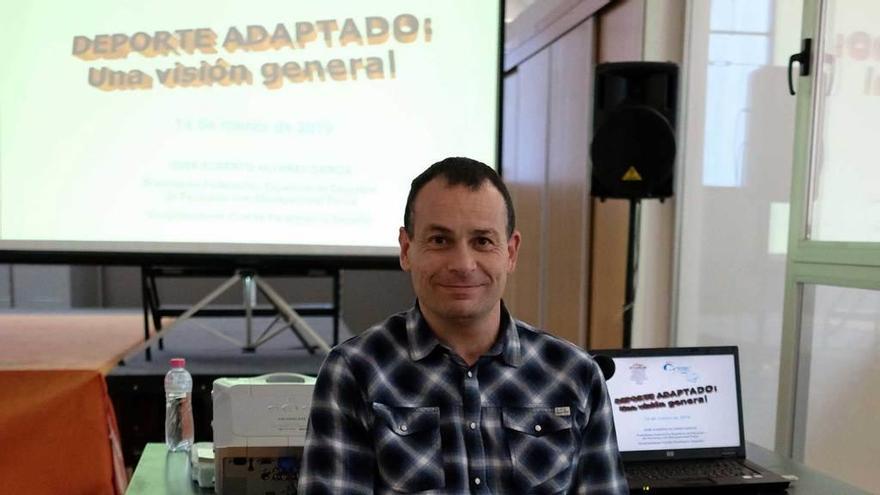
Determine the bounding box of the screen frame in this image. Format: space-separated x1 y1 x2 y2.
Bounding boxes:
596 346 748 462
0 1 506 269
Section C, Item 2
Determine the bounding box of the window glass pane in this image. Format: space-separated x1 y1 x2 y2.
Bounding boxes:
703 20 771 187
800 284 879 493
808 0 880 241
678 0 802 450
710 0 772 32
704 33 770 187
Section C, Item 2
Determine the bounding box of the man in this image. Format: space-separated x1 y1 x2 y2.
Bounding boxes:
298 157 627 494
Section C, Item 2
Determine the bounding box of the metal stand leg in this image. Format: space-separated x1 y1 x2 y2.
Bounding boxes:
623 199 642 349
255 276 331 353
124 269 332 363
148 273 164 351
140 267 152 362
125 274 242 360
242 271 256 353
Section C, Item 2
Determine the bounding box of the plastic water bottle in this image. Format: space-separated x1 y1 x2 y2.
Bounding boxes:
164 357 194 451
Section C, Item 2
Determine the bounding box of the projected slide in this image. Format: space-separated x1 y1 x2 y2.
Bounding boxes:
606 354 741 452
0 1 501 260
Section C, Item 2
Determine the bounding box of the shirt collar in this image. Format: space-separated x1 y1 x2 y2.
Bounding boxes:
405 301 522 367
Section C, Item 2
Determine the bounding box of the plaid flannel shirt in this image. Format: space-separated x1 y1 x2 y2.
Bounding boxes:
298 303 628 494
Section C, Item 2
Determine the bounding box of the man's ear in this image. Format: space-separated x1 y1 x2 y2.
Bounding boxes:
506 230 522 272
398 227 412 271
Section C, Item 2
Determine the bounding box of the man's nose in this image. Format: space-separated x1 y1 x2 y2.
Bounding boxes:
447 242 477 273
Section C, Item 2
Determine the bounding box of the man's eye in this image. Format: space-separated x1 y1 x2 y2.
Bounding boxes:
475 237 493 247
428 236 447 245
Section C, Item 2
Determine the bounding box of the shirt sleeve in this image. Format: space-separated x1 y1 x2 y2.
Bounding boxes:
297 349 375 495
574 360 629 495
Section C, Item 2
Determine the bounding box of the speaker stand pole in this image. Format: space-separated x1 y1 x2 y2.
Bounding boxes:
623 199 642 348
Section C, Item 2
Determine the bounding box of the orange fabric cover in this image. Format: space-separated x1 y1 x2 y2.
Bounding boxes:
0 313 145 374
0 370 125 495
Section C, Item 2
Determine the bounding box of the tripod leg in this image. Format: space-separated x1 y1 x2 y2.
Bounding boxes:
242 271 256 353
141 267 152 362
146 272 164 351
120 273 241 362
255 276 331 353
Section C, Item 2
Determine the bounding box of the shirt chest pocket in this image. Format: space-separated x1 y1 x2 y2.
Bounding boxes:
502 406 577 494
372 402 445 492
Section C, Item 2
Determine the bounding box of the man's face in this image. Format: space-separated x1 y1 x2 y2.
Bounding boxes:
399 178 520 326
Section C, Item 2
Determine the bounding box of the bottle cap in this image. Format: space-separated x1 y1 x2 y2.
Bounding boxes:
169 358 186 368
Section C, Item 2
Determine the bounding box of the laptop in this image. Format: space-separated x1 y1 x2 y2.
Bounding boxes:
599 346 791 493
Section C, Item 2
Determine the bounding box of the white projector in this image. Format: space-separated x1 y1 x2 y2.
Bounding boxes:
212 373 316 494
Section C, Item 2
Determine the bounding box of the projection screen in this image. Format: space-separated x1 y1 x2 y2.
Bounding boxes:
0 1 502 266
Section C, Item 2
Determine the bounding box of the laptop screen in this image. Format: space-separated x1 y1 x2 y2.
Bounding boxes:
601 347 746 460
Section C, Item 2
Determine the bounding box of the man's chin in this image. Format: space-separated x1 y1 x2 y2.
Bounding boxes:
435 302 493 322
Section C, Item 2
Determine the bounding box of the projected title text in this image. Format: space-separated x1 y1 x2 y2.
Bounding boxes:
72 15 432 91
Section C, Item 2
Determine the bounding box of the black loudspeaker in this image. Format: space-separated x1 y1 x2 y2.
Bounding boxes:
590 62 678 199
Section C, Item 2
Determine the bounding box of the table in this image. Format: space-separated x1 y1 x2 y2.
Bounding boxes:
126 442 871 494
126 443 212 495
0 369 126 495
0 312 144 495
747 443 870 495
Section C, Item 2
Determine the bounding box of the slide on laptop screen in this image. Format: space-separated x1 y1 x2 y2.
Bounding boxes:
600 346 790 493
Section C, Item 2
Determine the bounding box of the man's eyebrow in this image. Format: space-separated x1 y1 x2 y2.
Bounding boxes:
422 225 501 237
471 228 501 238
424 224 453 234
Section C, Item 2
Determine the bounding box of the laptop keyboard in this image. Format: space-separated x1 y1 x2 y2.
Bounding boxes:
628 459 758 480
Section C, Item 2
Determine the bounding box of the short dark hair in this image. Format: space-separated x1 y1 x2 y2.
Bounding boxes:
404 157 515 238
